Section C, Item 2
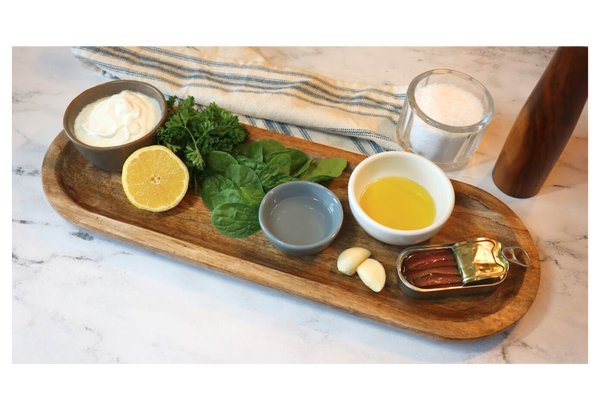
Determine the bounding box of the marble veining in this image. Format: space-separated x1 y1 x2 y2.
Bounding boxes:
12 47 588 364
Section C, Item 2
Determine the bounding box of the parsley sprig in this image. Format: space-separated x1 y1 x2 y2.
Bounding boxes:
155 96 249 192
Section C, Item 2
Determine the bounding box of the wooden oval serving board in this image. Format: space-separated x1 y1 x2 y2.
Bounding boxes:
42 126 540 341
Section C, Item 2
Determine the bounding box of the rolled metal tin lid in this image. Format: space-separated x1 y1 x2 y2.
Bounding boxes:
453 238 508 286
396 238 531 299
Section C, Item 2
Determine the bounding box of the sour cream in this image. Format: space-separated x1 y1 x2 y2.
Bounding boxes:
74 90 161 147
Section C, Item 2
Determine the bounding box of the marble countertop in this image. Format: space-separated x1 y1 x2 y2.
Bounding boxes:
12 46 588 363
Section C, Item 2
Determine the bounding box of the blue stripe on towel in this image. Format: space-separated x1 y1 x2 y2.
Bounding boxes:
76 46 402 116
296 126 313 141
96 61 404 124
351 137 369 156
245 116 258 127
368 140 386 154
90 56 404 124
275 122 293 137
143 46 406 101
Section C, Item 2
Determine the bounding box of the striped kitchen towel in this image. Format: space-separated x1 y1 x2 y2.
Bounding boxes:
71 46 406 156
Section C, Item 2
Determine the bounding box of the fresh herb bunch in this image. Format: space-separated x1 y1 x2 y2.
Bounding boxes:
155 96 249 192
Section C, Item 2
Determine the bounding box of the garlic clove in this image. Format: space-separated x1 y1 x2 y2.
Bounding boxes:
357 259 386 292
337 247 372 275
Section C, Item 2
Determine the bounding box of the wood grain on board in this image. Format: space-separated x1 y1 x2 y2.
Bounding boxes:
42 125 540 341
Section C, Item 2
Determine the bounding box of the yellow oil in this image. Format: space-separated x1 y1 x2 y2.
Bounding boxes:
359 176 436 230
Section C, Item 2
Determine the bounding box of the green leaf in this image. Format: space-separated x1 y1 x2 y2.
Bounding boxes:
225 164 263 192
184 144 204 168
293 157 312 177
256 139 286 159
235 142 263 162
236 155 263 171
211 203 261 238
273 175 299 187
201 174 235 211
255 162 282 190
240 187 266 207
211 189 245 210
266 153 292 176
207 151 238 174
265 148 309 176
300 158 348 183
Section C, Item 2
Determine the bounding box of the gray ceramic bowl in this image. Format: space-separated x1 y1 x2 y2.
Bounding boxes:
63 80 168 172
259 181 344 256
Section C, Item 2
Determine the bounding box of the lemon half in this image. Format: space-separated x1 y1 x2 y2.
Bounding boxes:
122 145 189 212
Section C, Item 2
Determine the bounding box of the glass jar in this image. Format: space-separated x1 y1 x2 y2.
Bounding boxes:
396 69 494 171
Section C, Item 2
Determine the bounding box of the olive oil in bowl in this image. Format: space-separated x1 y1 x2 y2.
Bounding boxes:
359 176 436 230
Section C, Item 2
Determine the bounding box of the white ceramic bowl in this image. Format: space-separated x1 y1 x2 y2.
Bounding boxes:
348 151 455 246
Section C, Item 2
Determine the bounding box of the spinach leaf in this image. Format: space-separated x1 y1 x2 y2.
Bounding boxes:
207 151 238 174
211 188 245 210
299 158 348 183
212 187 265 209
236 155 263 171
265 148 309 176
293 157 312 177
225 164 263 192
256 139 286 157
201 174 235 211
255 162 283 190
260 151 302 188
273 175 299 187
234 141 263 162
240 187 266 207
211 203 261 238
266 153 292 176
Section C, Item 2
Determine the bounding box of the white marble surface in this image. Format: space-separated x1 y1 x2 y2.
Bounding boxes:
12 47 588 364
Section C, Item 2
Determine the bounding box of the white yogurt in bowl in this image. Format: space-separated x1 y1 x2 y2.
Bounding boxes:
73 90 162 147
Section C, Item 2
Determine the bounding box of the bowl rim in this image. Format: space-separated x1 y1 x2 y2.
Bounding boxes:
258 180 344 250
62 79 168 151
347 151 455 236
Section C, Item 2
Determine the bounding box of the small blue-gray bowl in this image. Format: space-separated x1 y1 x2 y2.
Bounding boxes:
259 181 343 256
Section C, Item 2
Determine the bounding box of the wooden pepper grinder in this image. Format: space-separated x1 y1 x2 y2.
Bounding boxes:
492 47 588 198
